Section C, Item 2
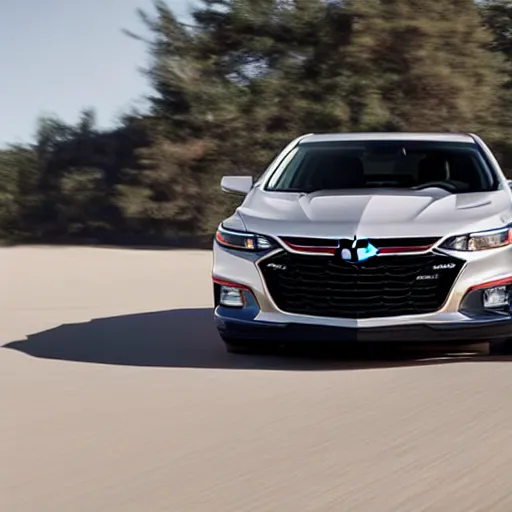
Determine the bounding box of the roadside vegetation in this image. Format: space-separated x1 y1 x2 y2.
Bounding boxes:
2 0 512 246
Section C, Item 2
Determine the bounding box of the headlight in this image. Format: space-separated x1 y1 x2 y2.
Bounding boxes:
441 226 512 251
215 225 276 251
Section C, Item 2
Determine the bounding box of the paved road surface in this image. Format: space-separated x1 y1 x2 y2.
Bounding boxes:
3 246 512 512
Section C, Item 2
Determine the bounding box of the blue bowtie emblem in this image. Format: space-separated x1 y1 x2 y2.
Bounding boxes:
340 238 379 263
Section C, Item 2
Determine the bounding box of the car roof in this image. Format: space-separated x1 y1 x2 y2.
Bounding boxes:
299 132 476 144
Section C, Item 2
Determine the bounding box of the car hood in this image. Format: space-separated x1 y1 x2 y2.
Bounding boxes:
236 187 512 238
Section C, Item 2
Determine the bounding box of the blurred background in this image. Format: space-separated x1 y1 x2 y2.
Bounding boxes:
1 0 512 247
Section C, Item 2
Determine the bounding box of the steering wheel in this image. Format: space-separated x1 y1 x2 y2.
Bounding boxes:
411 181 458 192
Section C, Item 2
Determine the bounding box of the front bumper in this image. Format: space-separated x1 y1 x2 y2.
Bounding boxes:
212 241 512 343
215 307 512 343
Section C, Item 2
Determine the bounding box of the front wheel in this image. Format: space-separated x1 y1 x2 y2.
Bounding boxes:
220 335 277 355
489 338 512 356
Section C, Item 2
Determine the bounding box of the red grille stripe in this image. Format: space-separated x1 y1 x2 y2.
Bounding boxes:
282 241 336 255
379 245 434 254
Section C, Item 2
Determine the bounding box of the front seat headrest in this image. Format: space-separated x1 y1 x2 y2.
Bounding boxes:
418 154 448 184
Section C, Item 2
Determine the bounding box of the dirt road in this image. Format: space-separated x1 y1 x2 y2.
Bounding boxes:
3 246 512 512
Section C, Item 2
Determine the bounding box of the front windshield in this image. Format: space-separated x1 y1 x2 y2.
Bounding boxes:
265 140 498 194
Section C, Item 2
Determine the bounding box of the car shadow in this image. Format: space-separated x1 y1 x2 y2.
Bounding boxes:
3 308 508 371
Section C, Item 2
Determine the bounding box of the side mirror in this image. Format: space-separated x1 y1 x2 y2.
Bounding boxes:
220 176 253 195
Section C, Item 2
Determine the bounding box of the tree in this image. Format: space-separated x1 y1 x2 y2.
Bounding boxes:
0 145 40 237
477 1 512 171
481 0 512 61
115 136 209 235
343 0 508 134
56 167 110 236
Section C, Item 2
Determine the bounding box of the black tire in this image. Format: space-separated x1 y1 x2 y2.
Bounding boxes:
221 335 277 355
489 338 512 356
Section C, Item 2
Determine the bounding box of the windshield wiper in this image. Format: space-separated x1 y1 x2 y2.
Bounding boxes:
268 188 317 193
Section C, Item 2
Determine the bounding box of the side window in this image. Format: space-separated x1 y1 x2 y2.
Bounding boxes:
290 153 322 189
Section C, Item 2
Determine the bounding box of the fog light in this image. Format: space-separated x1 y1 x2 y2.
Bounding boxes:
219 286 244 307
483 286 509 308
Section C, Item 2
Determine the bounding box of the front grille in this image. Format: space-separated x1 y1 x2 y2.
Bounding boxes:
259 251 464 319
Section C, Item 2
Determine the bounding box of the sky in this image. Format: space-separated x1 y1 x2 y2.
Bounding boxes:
0 0 192 148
